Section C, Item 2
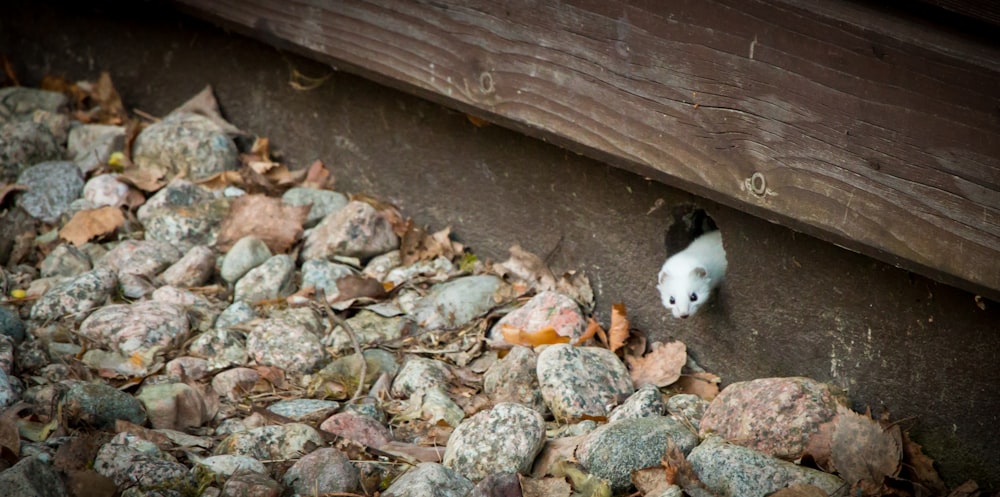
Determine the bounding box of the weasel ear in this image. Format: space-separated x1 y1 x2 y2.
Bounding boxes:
659 272 669 284
691 267 707 278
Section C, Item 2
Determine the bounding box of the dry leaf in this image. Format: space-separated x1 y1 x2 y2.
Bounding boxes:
584 317 607 347
0 183 27 205
195 170 244 190
946 480 979 497
608 302 629 352
466 114 491 127
900 431 947 495
501 324 571 347
674 372 721 401
254 365 286 388
532 434 585 477
376 441 444 464
399 221 463 265
65 469 119 497
802 420 836 472
170 84 243 135
493 244 557 291
118 165 167 192
831 406 902 495
767 484 830 497
626 341 687 388
53 432 108 472
215 194 309 253
632 466 673 496
302 159 335 190
0 412 19 465
519 475 573 497
59 207 125 246
72 72 126 124
333 274 389 303
662 437 713 496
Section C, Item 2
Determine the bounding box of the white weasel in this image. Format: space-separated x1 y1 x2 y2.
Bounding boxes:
657 230 727 319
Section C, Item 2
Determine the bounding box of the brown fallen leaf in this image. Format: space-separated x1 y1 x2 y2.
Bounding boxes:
215 194 309 253
0 409 20 465
626 341 687 388
118 165 167 192
802 419 836 472
59 207 125 246
493 244 557 292
53 432 109 472
673 371 721 401
254 365 286 389
501 324 571 347
90 72 127 124
831 406 902 496
333 274 389 303
608 302 629 353
170 84 243 135
301 159 336 190
65 469 119 497
632 466 673 496
900 431 947 495
662 437 715 496
532 434 585 477
584 317 607 347
767 484 830 497
0 183 27 206
519 475 572 497
195 170 244 191
399 220 464 265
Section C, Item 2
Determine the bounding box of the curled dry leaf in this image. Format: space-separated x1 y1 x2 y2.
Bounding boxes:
399 221 463 265
631 466 673 496
900 431 947 495
0 408 20 465
333 274 389 303
830 405 902 495
302 159 335 190
59 207 125 246
575 318 601 345
626 341 687 388
118 165 167 192
170 84 243 135
802 420 836 472
501 324 571 347
520 475 573 497
608 302 629 353
673 372 721 401
215 194 309 253
767 484 830 497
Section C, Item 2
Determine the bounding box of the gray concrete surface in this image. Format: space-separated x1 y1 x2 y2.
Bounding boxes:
2 0 998 487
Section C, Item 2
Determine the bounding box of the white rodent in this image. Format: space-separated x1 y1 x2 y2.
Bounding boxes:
657 230 727 319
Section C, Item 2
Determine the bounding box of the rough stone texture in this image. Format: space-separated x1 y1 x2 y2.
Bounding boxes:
141 197 231 253
0 455 69 497
0 87 67 117
40 244 92 279
390 355 452 397
324 309 410 354
300 259 357 301
0 115 64 183
443 402 546 481
160 245 216 287
219 472 282 497
196 455 267 478
78 300 190 355
136 179 216 222
466 472 521 497
164 356 209 381
190 327 248 371
136 382 216 431
221 236 272 284
94 432 196 493
61 381 147 428
537 344 634 421
246 317 327 373
410 275 501 330
363 250 402 281
282 187 349 227
211 367 259 401
282 448 360 495
688 436 845 497
608 383 665 423
0 305 27 344
29 268 117 323
82 173 129 207
577 416 699 494
666 393 710 431
67 123 125 174
699 377 848 460
15 161 84 223
301 200 399 261
488 290 587 344
0 368 21 408
98 239 183 279
320 411 393 448
233 254 296 303
214 423 326 460
267 399 339 423
483 346 545 412
132 111 238 181
382 462 474 497
215 301 256 329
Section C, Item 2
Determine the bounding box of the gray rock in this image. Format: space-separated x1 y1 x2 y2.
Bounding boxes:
687 436 845 497
79 300 189 355
268 399 340 423
211 367 259 401
61 381 148 428
410 275 501 330
312 349 399 399
699 377 847 460
195 455 266 478
268 306 324 336
160 245 216 287
577 416 699 494
384 256 455 288
16 161 84 223
247 317 327 374
67 124 125 174
0 334 14 373
281 187 349 228
215 423 326 460
214 301 256 329
666 393 710 431
483 346 545 412
29 268 117 323
220 236 272 284
82 173 130 207
390 355 452 397
537 344 634 421
0 455 68 497
98 239 183 279
132 112 238 181
0 368 20 408
282 447 360 495
608 383 665 423
40 244 92 279
136 179 215 222
0 305 26 344
165 356 210 381
323 309 411 354
319 411 393 448
142 197 231 253
94 432 196 493
443 402 546 481
0 119 62 183
362 249 401 281
300 259 356 302
488 290 587 345
383 462 473 497
219 472 281 497
0 87 68 118
233 254 295 304
301 200 399 261
189 328 248 371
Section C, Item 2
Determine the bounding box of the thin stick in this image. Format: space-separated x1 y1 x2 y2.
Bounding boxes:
316 288 367 401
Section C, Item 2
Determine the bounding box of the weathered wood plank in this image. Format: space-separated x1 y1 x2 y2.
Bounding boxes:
174 0 1000 297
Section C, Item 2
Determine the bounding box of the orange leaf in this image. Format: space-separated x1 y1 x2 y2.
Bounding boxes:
626 341 686 388
501 324 570 347
673 372 721 401
608 303 629 352
59 207 125 246
574 318 601 345
302 159 335 190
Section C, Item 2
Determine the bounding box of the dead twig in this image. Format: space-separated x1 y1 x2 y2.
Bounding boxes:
316 288 367 401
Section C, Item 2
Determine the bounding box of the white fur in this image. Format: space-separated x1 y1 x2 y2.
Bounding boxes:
657 230 727 318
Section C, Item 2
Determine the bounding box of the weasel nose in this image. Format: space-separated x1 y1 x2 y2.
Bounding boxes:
679 314 689 319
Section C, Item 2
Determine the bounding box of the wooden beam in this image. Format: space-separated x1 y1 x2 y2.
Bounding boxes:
173 0 1000 298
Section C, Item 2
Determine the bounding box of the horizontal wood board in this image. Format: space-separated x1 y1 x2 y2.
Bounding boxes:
174 0 1000 297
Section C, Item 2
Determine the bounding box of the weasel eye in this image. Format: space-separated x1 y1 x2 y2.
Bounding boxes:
668 296 675 305
689 293 698 302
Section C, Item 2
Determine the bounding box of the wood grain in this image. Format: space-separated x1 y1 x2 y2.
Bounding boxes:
173 0 1000 297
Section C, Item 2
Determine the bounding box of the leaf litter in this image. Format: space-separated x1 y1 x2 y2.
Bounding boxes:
0 70 989 497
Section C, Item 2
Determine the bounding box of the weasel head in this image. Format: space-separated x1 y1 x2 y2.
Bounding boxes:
657 266 712 319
